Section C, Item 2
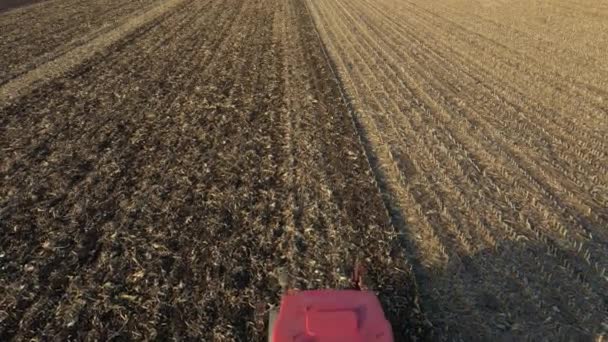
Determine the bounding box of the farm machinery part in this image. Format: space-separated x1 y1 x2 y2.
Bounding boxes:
268 262 393 342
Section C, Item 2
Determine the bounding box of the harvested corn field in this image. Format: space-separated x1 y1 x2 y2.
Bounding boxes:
308 0 608 339
1 0 607 340
0 0 163 83
0 0 425 340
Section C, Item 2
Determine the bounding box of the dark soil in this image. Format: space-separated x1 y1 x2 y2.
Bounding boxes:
0 0 160 84
0 0 428 340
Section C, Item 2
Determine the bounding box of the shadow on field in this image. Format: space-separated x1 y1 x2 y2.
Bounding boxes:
344 109 603 341
371 189 605 341
416 240 606 341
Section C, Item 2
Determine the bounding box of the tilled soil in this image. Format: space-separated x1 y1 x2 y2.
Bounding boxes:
0 0 427 340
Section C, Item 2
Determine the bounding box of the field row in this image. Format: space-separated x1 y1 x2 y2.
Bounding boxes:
308 0 607 339
0 0 425 339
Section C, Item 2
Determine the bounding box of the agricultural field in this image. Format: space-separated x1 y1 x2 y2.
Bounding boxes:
308 0 608 339
0 0 606 341
0 0 425 340
0 0 162 83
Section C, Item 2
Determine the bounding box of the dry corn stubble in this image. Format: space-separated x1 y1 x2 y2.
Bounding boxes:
308 0 608 339
0 0 426 340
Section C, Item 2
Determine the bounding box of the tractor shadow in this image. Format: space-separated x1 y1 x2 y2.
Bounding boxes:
383 237 604 341
346 109 604 341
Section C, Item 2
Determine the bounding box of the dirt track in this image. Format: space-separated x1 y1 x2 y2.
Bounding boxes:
1 0 607 340
0 0 425 340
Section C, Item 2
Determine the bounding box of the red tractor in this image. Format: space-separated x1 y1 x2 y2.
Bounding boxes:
268 264 393 342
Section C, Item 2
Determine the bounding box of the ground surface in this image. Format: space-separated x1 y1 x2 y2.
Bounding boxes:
0 0 160 84
0 0 606 340
0 0 425 340
0 0 44 13
309 0 608 339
